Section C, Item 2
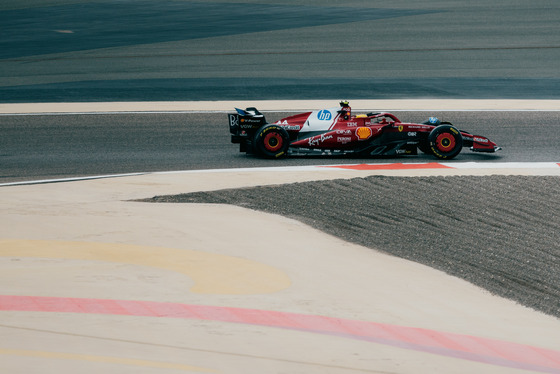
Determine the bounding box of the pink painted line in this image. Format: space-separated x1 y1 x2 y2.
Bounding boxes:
2 295 560 373
322 162 454 170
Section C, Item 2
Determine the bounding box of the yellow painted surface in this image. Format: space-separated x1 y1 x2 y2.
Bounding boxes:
0 348 216 372
0 239 291 295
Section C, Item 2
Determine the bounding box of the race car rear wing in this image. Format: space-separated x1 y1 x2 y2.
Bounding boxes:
228 107 267 143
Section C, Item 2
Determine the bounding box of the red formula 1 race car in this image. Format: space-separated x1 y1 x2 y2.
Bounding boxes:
228 101 501 159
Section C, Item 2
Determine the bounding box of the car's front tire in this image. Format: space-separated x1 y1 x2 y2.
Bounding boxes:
428 124 463 159
253 124 290 158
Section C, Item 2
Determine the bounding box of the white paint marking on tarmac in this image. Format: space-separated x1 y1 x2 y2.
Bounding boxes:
0 173 147 187
1 163 559 187
448 161 560 169
1 100 560 114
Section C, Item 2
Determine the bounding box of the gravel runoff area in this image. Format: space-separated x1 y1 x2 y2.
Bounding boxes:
143 176 560 319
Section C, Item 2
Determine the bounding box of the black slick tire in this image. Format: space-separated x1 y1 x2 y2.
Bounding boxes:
253 124 290 158
428 124 463 159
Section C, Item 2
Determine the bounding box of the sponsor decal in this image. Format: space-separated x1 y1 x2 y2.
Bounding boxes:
317 110 332 121
337 137 352 144
276 120 289 125
356 127 373 140
336 130 352 135
408 132 417 137
474 137 489 143
241 118 262 123
346 121 358 127
229 115 239 127
398 125 404 132
279 124 300 130
308 134 333 146
259 125 281 137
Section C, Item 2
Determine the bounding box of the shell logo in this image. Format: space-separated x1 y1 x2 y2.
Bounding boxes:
356 127 373 140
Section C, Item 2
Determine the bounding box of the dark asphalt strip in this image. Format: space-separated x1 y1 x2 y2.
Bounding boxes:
0 2 436 59
3 78 560 102
142 175 560 319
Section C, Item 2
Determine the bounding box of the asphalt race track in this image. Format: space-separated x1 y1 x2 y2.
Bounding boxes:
1 0 559 180
1 110 559 184
1 0 559 102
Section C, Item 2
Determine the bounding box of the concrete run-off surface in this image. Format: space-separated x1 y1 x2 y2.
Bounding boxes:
1 163 560 373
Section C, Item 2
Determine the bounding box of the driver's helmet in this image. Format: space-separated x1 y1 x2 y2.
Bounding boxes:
339 100 351 118
427 117 441 126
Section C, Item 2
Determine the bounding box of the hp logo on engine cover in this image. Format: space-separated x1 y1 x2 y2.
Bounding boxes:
317 110 332 121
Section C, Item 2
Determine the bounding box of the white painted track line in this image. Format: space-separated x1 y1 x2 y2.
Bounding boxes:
1 99 560 114
2 162 559 187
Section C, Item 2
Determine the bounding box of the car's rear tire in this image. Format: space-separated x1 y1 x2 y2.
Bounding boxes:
428 124 463 159
253 124 290 158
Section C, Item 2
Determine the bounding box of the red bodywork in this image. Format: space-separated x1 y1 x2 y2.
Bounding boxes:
229 102 501 159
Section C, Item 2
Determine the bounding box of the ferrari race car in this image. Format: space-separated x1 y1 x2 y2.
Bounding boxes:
228 101 501 159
